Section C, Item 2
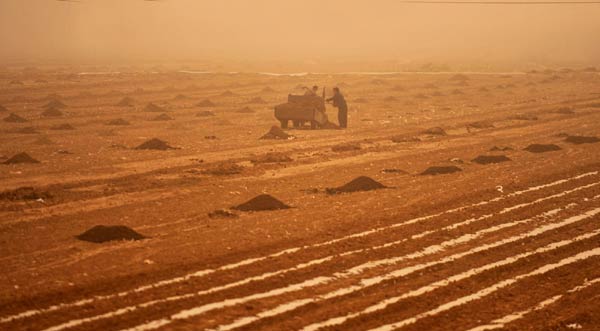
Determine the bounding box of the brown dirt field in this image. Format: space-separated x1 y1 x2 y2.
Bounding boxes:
1 70 600 331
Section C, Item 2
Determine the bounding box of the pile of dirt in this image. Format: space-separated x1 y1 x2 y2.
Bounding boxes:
196 110 215 117
0 104 8 112
41 107 64 117
232 194 290 211
320 121 340 130
391 135 421 143
135 138 175 150
202 162 244 176
151 113 173 121
4 113 27 123
50 123 75 130
43 100 66 109
116 97 135 107
251 152 293 164
249 97 267 104
490 146 513 151
261 86 276 93
381 168 407 174
0 186 52 201
197 99 216 107
260 126 294 140
173 94 189 100
564 135 600 144
237 107 254 113
514 114 538 121
472 155 511 165
467 121 494 129
420 166 462 176
422 127 447 136
332 142 361 152
3 152 40 164
107 118 130 126
220 90 236 97
524 144 562 153
15 127 39 134
76 225 146 243
208 209 238 219
144 103 166 112
326 176 387 194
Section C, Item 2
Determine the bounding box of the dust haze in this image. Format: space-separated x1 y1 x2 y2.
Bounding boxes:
1 0 600 70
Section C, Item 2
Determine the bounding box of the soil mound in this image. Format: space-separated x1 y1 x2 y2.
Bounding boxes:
4 113 27 123
220 90 236 97
43 100 66 109
232 194 290 211
173 94 188 100
467 121 494 129
252 152 293 164
208 209 238 219
261 86 276 93
332 142 361 152
151 113 173 121
41 107 64 117
196 110 215 117
135 138 174 150
0 104 7 112
3 152 40 164
326 176 387 194
524 144 561 153
197 99 216 107
420 166 462 176
472 155 511 165
0 187 51 201
237 106 254 113
422 127 447 136
249 97 267 104
565 135 600 144
202 162 244 176
490 146 513 152
391 135 421 143
76 225 145 243
50 123 75 130
116 97 135 107
107 118 130 126
144 102 166 112
260 126 293 140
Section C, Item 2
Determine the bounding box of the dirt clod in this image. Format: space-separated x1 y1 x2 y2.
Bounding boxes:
260 126 293 140
135 138 174 150
3 152 40 164
41 107 64 117
490 146 513 151
208 209 239 219
0 187 52 201
524 144 561 153
326 176 387 194
332 142 361 152
232 194 290 211
565 135 600 144
4 113 27 123
472 155 512 165
76 225 146 243
420 166 462 175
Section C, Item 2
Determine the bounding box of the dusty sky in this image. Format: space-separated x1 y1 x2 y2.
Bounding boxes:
1 0 599 68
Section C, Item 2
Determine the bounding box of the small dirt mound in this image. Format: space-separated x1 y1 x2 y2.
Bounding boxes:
107 118 130 126
0 104 8 112
196 110 215 117
422 127 447 136
50 123 75 130
332 142 361 152
4 113 27 123
565 135 600 144
173 94 189 100
261 86 276 93
237 106 254 113
326 176 387 194
252 152 293 164
260 126 293 140
144 103 166 112
135 138 174 150
116 97 135 107
208 209 239 219
3 152 40 164
202 162 244 176
420 166 462 176
15 127 39 134
524 144 561 153
76 225 145 243
490 146 513 152
232 194 290 212
472 155 511 165
249 97 267 104
467 121 494 129
220 90 236 97
41 107 64 117
0 187 52 201
391 135 421 143
197 99 216 107
151 113 173 121
43 100 66 109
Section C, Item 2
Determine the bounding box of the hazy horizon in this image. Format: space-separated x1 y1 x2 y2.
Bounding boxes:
1 0 600 70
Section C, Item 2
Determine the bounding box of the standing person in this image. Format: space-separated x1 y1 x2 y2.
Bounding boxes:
326 87 348 128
